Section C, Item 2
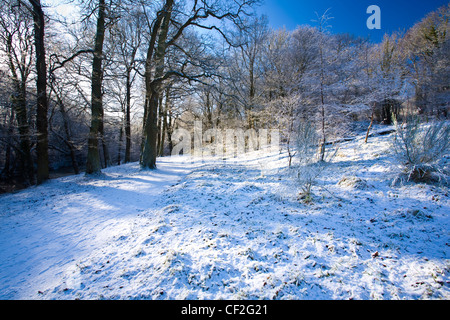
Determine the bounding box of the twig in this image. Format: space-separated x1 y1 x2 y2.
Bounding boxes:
319 185 347 202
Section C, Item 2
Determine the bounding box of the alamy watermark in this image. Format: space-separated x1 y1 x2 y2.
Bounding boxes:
367 5 381 30
171 121 280 161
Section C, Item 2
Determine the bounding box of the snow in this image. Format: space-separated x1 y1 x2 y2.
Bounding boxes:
0 133 449 300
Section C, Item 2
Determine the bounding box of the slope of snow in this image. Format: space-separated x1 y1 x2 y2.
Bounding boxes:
0 134 449 300
0 156 197 299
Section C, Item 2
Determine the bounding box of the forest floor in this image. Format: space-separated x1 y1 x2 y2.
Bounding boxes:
0 129 449 300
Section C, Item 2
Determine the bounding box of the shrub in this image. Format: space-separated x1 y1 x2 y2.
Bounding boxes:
392 115 450 183
292 121 337 202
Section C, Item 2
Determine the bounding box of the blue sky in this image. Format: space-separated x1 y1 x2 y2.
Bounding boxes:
258 0 449 42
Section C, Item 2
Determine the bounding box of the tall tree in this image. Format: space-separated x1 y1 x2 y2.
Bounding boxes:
86 0 106 175
0 1 34 183
110 6 143 163
314 10 333 161
140 0 174 169
29 0 49 184
372 33 405 124
235 15 268 129
140 0 258 169
403 4 449 116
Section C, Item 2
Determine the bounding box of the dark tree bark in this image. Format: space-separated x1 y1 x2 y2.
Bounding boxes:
159 87 170 156
156 95 163 156
117 122 123 165
86 0 106 175
124 70 132 163
141 85 163 169
9 71 33 183
166 90 174 155
365 108 375 144
52 86 80 174
99 110 111 168
4 33 33 182
1 109 15 178
30 0 49 184
141 0 173 169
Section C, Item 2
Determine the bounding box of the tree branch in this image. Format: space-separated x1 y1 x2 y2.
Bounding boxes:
49 49 94 74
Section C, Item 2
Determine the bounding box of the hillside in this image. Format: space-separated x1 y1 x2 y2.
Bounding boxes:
0 131 449 300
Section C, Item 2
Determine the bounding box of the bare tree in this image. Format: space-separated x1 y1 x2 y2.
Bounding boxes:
48 80 80 175
314 10 333 162
402 4 449 117
110 9 143 163
231 15 268 129
0 1 34 183
85 0 107 175
293 120 336 203
140 0 174 169
29 0 50 184
139 0 258 169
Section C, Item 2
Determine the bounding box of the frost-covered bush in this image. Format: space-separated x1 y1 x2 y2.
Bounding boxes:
292 121 336 202
338 176 370 190
392 116 450 183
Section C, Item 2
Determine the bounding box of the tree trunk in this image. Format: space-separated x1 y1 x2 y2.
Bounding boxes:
141 87 160 169
365 109 375 144
248 54 255 129
124 70 132 163
167 100 174 154
99 112 110 168
287 104 295 167
159 87 170 156
156 95 163 156
319 103 326 162
5 32 34 183
1 109 14 178
86 0 106 175
30 0 49 184
12 83 34 183
140 0 173 169
53 88 80 175
318 37 326 162
118 123 123 165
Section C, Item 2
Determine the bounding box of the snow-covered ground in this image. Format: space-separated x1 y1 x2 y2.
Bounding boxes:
0 132 449 300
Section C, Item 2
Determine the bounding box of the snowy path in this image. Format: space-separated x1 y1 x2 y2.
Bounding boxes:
0 157 196 299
